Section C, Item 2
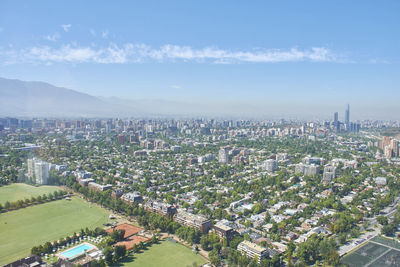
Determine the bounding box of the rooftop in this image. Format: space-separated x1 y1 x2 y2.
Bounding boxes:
239 240 266 253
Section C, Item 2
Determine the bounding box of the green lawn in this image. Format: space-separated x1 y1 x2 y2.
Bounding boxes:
0 196 110 265
0 183 61 204
117 240 207 267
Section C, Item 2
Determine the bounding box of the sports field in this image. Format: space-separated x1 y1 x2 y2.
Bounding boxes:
0 183 61 204
0 196 110 265
118 240 207 267
341 236 400 267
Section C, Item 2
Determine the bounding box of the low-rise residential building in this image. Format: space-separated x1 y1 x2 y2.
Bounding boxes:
78 178 94 186
237 240 269 263
88 182 112 192
121 192 143 203
375 177 387 186
212 222 236 240
174 210 212 234
144 200 176 216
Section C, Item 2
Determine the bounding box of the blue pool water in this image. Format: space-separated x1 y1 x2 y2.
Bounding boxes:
60 243 95 259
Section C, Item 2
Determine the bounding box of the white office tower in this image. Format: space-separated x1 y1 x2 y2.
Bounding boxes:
27 158 36 179
218 148 229 164
262 159 278 172
34 161 49 185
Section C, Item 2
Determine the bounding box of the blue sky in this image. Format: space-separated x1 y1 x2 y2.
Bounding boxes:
0 1 399 119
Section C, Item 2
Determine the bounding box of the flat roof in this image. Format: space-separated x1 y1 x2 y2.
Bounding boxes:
214 223 233 232
239 240 266 253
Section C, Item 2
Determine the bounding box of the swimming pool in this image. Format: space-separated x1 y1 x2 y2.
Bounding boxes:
60 243 95 259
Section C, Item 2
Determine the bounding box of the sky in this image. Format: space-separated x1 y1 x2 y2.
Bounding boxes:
0 1 399 119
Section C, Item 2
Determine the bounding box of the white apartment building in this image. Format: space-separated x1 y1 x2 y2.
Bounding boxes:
27 158 49 185
218 148 229 164
237 240 269 263
262 159 278 172
34 161 49 185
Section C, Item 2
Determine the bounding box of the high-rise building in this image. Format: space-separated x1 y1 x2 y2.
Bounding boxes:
391 139 399 157
34 161 49 185
117 133 125 144
384 146 393 158
345 104 350 131
27 158 49 184
333 112 339 132
262 159 278 172
129 133 138 143
381 136 392 150
218 148 229 164
295 163 320 176
27 158 36 179
322 165 336 183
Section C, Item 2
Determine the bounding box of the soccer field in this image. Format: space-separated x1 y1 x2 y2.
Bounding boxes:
0 183 61 204
118 240 207 267
0 196 110 265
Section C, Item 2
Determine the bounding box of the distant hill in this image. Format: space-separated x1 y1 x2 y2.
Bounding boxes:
0 77 128 117
0 77 279 119
0 77 232 118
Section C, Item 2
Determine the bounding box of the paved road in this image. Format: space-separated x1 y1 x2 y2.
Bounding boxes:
338 227 380 256
338 196 400 256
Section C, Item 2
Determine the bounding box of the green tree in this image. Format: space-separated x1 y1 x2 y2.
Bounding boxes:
377 216 388 226
382 224 396 236
103 246 114 265
209 249 221 266
114 245 126 261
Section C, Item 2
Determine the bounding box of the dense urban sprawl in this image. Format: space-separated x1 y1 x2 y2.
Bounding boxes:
1 116 400 266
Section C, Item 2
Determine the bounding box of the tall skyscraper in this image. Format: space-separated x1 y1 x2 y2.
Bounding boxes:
345 104 350 131
333 112 339 131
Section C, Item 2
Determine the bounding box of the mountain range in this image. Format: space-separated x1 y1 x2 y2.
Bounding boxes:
0 77 115 117
0 77 272 118
0 77 210 118
2 77 387 120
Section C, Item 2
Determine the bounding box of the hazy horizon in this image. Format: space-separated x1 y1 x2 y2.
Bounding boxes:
0 1 399 119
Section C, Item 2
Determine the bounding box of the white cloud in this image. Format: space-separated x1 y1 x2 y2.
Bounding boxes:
369 58 389 64
61 24 71 32
90 29 96 37
44 33 60 42
0 27 3 32
102 30 109 39
170 85 181 89
0 43 345 65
